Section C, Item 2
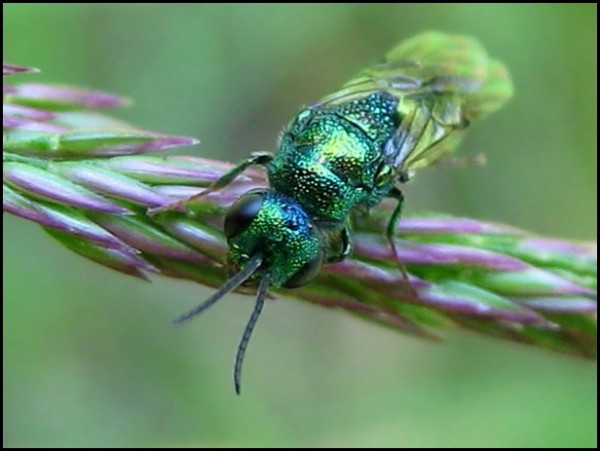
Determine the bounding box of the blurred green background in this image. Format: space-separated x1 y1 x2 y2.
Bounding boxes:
3 4 596 448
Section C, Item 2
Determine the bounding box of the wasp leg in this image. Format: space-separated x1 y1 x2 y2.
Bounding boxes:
326 224 352 264
148 152 273 216
386 187 419 300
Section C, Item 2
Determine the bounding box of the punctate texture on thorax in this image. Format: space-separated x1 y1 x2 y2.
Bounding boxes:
268 92 399 224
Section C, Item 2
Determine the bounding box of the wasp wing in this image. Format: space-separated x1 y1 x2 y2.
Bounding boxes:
317 32 513 172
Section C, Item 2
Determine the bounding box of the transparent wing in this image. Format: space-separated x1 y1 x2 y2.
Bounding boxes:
317 32 514 172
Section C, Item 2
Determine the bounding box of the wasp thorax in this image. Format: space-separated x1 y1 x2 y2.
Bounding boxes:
224 190 324 288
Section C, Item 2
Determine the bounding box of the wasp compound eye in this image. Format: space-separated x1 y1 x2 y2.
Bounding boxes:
283 252 323 288
224 190 266 240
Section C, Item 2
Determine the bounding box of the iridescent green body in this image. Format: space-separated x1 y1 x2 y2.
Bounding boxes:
225 93 400 288
169 32 514 394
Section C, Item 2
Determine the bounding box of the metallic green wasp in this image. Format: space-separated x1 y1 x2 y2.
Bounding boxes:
164 32 513 393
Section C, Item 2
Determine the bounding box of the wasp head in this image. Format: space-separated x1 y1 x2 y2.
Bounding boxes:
224 189 324 289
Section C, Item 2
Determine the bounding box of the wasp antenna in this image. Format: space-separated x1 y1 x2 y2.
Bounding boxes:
234 271 270 395
174 253 263 325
